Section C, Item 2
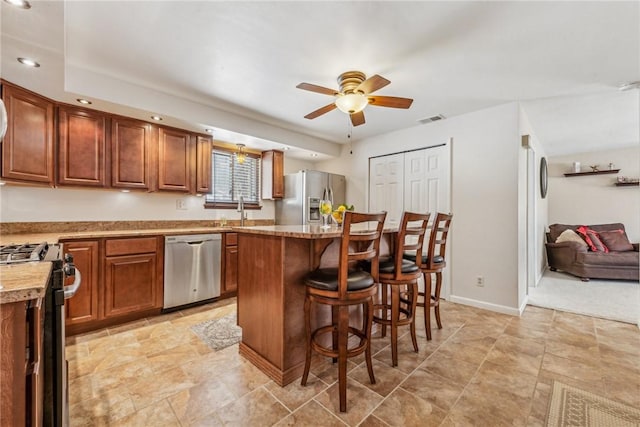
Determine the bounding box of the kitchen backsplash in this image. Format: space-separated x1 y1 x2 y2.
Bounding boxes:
0 219 275 235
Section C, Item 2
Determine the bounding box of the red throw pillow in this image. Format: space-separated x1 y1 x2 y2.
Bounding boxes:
576 226 609 252
598 229 634 252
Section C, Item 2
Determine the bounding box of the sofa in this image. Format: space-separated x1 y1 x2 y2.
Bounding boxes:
545 223 639 281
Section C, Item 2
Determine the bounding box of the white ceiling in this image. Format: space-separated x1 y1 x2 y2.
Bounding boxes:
1 1 638 159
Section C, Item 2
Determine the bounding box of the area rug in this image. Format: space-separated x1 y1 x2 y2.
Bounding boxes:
191 313 241 350
546 380 640 426
528 271 640 325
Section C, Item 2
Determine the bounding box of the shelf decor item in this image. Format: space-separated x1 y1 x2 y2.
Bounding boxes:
573 162 581 173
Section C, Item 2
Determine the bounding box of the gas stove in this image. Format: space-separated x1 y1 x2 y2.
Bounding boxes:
0 242 61 264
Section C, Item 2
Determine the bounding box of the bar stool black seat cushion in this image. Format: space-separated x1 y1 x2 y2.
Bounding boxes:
305 268 374 291
403 252 444 266
361 258 420 274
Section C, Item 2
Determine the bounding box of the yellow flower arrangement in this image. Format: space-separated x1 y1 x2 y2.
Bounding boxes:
331 204 354 225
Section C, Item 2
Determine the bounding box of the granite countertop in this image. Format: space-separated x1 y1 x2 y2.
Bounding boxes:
231 224 398 239
0 225 236 304
0 262 52 304
0 227 233 246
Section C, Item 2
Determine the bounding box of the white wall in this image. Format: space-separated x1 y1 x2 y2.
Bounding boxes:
319 102 523 314
283 157 316 175
547 147 640 242
0 185 275 223
0 154 317 223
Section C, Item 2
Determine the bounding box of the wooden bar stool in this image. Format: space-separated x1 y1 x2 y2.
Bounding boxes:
405 212 453 340
301 211 387 413
373 212 430 367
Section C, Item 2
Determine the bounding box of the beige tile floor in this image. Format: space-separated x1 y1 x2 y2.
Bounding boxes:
66 298 640 426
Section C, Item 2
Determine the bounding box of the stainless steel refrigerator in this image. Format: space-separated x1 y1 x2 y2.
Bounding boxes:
275 170 346 225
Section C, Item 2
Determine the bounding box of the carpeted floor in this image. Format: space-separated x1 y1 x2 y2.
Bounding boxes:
528 270 640 325
191 312 242 350
546 380 640 426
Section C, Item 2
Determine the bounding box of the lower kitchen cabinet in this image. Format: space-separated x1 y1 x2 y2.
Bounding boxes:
62 240 100 327
222 232 238 295
64 236 163 334
103 237 163 319
0 298 43 427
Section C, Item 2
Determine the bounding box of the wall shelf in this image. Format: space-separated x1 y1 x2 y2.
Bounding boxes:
564 169 620 177
615 181 639 187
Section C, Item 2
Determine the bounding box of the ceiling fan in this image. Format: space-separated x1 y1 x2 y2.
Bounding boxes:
297 71 413 127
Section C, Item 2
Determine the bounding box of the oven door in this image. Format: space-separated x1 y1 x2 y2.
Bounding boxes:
43 261 81 427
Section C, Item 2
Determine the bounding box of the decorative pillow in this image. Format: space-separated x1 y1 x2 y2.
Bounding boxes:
576 226 609 252
587 229 609 253
555 229 588 249
598 229 634 252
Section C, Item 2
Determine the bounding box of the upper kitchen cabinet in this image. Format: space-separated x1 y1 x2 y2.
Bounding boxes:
111 116 154 190
1 82 55 185
157 126 193 192
195 135 212 194
57 106 109 187
261 150 284 199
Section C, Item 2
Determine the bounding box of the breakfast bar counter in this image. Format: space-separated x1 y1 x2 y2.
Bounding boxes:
231 225 392 386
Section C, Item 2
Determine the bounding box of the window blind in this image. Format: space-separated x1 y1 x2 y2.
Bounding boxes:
207 149 260 204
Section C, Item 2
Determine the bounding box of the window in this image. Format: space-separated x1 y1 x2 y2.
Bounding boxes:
205 148 261 208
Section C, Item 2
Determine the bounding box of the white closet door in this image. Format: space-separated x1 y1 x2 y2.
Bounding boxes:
368 153 404 227
404 145 450 217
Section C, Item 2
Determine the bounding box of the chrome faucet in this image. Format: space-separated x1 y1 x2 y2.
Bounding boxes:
237 195 246 226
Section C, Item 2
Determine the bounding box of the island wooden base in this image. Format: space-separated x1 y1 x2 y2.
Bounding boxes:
235 226 393 388
239 342 304 386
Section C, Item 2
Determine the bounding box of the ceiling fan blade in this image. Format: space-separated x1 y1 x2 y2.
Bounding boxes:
350 111 365 126
356 74 390 94
296 83 339 96
368 96 413 109
304 103 337 120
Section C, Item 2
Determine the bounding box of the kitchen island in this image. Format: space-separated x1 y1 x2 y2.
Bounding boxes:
232 224 393 386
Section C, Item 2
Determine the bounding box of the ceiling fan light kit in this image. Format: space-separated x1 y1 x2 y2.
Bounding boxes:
335 93 368 114
297 70 413 127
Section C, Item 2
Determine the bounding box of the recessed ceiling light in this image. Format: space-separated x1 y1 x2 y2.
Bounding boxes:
281 146 290 151
205 129 214 133
17 57 39 67
4 0 31 9
619 81 640 91
150 115 163 121
77 98 92 105
310 153 318 157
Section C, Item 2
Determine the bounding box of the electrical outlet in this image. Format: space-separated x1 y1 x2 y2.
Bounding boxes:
476 276 484 287
176 199 187 210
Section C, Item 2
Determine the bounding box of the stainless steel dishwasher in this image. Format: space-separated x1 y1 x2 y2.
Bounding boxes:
164 233 221 309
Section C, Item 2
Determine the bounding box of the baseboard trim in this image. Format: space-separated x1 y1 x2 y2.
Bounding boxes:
519 296 529 316
448 295 521 316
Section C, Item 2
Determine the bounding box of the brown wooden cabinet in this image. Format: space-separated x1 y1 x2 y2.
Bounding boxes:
195 135 212 194
222 232 238 295
103 237 163 319
111 117 154 190
261 150 284 199
0 298 43 427
1 82 55 185
158 127 194 192
57 106 108 187
62 240 100 327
